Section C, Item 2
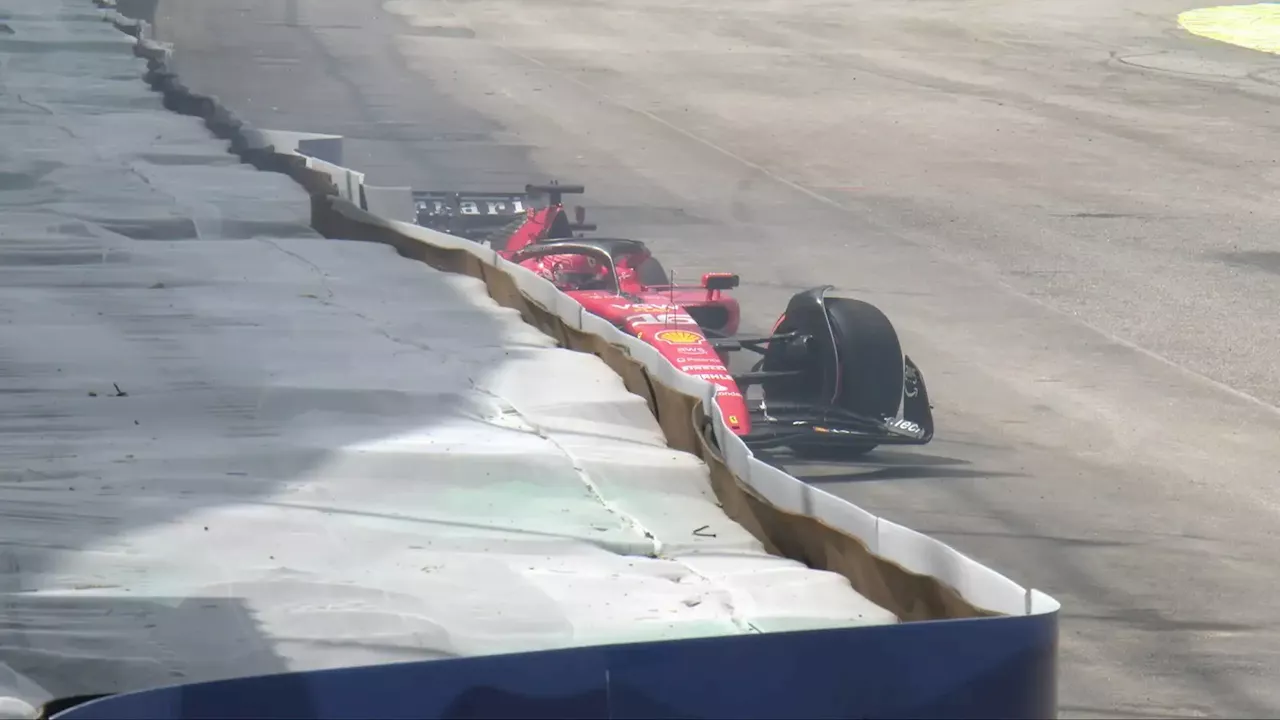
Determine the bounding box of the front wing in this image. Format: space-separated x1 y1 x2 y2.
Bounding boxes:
736 355 935 451
741 401 932 450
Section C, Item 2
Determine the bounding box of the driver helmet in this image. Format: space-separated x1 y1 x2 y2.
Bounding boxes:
548 253 606 290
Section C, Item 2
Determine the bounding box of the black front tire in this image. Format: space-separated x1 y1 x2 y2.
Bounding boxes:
781 296 906 460
824 297 905 421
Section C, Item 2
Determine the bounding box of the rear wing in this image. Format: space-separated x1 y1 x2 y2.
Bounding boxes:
413 191 531 239
412 182 588 240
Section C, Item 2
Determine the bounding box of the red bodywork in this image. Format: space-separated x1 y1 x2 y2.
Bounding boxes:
499 204 750 435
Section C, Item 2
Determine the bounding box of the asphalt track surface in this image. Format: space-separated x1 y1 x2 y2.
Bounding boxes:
140 1 1280 717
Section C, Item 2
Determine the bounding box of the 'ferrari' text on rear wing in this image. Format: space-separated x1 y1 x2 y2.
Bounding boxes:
412 183 590 241
412 191 530 218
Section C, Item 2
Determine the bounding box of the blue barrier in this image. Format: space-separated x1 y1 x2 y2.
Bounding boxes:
55 611 1057 719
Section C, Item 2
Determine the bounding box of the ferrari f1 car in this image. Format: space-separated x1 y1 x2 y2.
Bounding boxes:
413 182 934 456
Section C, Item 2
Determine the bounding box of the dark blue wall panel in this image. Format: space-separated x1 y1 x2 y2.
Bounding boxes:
55 613 1058 720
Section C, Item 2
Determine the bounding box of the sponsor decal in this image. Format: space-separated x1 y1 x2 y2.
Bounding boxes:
727 415 739 425
655 329 703 345
692 373 734 383
628 313 697 326
414 198 525 216
904 363 921 398
680 363 729 372
887 418 923 436
612 303 677 314
676 346 710 355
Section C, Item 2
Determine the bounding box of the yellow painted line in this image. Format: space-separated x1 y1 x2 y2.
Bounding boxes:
1178 3 1280 54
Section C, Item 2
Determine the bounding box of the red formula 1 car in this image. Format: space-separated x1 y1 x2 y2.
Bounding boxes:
414 182 934 456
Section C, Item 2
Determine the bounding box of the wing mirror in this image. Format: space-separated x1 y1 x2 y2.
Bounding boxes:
702 272 740 291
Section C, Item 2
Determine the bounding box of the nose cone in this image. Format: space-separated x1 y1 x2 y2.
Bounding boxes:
682 369 749 435
624 316 750 434
714 389 751 435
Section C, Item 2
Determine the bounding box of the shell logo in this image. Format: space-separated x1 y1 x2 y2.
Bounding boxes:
655 329 702 345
